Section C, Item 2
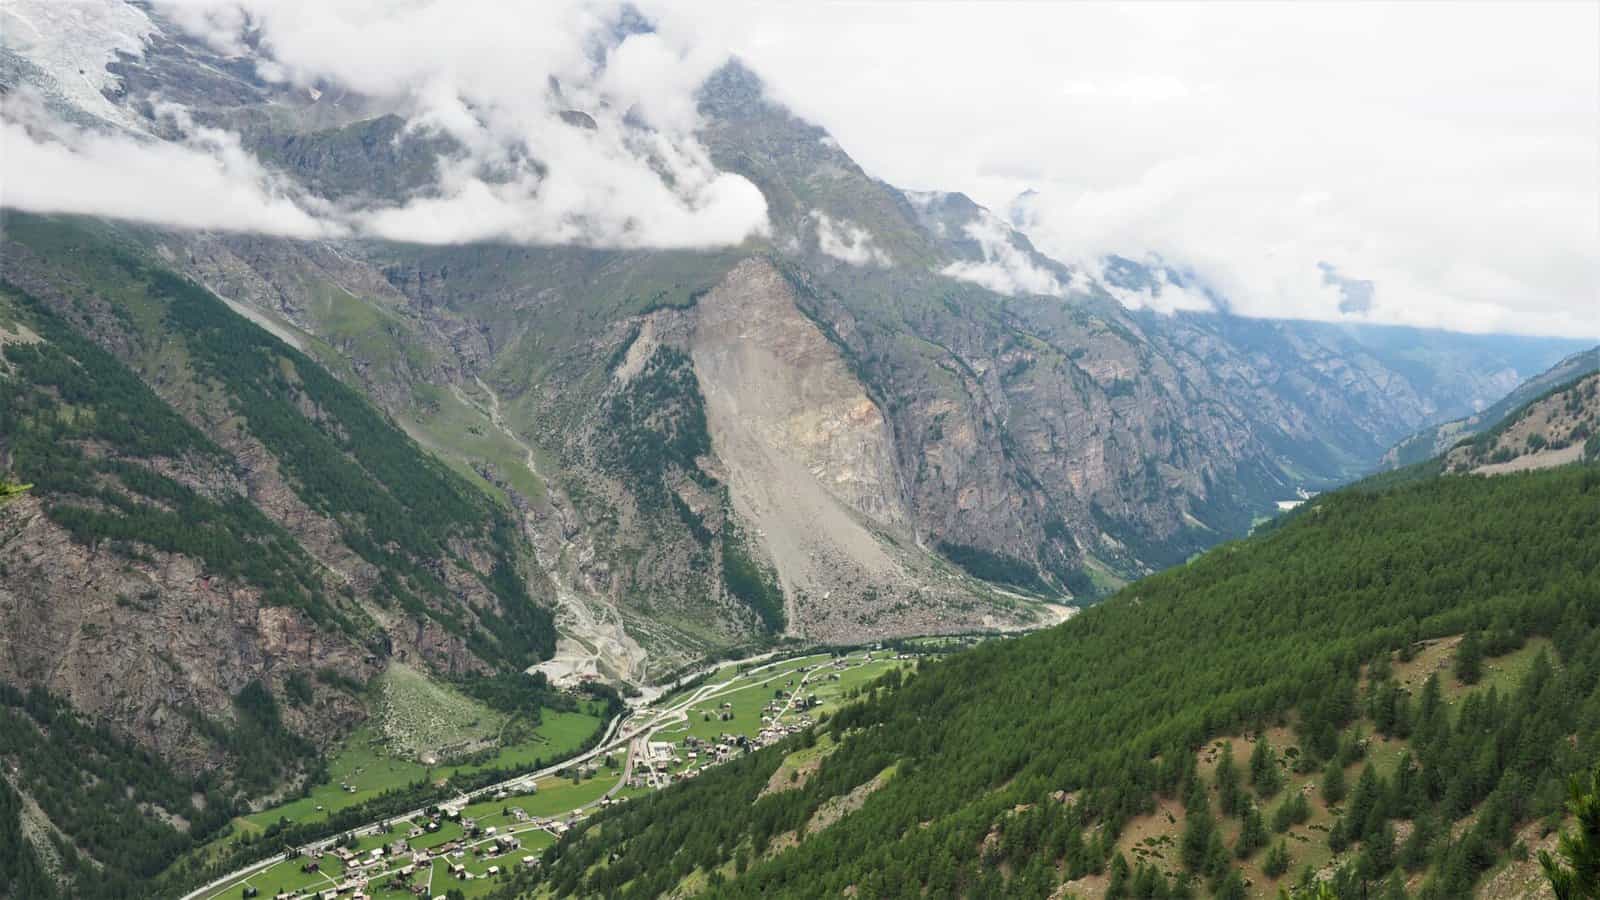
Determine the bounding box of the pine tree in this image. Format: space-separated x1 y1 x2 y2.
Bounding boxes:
1216 741 1243 817
1455 631 1484 685
1181 798 1214 873
1328 815 1350 854
1251 740 1283 799
1323 760 1347 805
1106 851 1131 900
1347 763 1383 836
1236 803 1269 859
1214 868 1247 900
1541 762 1600 899
1274 791 1311 832
1263 840 1292 878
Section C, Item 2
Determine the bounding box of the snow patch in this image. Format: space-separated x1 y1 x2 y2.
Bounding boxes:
0 0 155 130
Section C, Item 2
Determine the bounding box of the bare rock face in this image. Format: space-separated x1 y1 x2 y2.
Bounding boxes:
0 495 374 771
694 259 908 532
691 258 1035 640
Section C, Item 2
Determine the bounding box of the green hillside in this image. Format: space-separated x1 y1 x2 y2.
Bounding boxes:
0 219 580 898
524 463 1600 899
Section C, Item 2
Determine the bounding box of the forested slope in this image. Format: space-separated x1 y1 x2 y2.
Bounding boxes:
524 463 1600 899
0 218 564 897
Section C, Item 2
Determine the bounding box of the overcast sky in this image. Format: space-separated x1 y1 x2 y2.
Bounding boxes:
2 1 1596 336
649 1 1600 337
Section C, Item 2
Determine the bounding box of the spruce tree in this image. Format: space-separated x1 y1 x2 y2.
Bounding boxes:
1250 739 1283 799
1236 803 1269 859
1541 762 1600 899
1216 741 1242 817
1323 760 1347 805
1455 631 1484 685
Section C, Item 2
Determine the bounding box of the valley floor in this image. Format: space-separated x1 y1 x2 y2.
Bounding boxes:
185 647 916 900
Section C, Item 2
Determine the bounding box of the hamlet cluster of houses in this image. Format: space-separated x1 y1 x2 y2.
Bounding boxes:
267 803 554 900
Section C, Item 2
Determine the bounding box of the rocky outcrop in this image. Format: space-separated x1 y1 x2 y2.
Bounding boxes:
0 493 374 771
692 258 1028 639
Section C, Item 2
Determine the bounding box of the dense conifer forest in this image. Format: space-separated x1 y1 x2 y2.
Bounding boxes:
520 463 1600 898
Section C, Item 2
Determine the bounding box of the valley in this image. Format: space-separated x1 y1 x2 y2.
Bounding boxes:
1 4 1596 899
184 645 923 900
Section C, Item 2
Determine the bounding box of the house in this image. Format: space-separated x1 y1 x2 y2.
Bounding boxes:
487 865 501 876
522 855 539 868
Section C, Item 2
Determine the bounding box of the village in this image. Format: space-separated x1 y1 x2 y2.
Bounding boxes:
205 648 915 900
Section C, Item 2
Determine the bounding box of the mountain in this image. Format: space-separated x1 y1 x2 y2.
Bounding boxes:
1384 345 1600 469
1442 371 1600 476
528 458 1600 899
3 8 1592 684
0 214 572 894
2 9 1596 897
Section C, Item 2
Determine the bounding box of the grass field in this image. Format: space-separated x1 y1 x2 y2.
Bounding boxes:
241 706 604 833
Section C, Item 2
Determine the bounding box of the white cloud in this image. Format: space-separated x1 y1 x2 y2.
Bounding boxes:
1 89 337 237
2 0 769 249
1101 268 1216 316
649 1 1600 337
151 0 771 249
939 214 1062 297
813 211 889 267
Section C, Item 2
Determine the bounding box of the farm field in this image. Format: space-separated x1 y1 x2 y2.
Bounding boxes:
241 705 604 832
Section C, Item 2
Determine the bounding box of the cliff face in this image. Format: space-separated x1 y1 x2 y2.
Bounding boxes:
690 258 1033 640
0 492 373 772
